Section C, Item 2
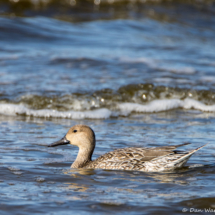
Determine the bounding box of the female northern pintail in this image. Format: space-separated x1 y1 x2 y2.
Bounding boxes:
48 125 206 172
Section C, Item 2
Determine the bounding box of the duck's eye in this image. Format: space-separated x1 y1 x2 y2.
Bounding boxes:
73 130 77 133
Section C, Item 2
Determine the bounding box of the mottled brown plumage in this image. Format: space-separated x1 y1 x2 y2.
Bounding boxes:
48 125 207 172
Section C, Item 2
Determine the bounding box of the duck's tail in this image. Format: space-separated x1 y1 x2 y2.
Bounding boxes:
172 143 208 168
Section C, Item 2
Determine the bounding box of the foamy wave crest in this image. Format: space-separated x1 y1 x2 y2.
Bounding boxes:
118 98 215 113
0 104 112 119
1 99 215 119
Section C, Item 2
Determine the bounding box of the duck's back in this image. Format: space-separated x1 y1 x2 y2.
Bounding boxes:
85 146 188 171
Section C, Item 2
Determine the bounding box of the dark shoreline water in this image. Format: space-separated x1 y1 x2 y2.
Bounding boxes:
1 0 215 214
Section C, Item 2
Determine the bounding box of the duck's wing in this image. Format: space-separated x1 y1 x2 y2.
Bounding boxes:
151 142 191 151
85 143 206 171
85 146 177 170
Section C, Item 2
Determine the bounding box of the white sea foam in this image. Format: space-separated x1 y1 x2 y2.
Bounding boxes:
118 99 183 113
118 98 215 113
1 99 215 119
0 104 112 119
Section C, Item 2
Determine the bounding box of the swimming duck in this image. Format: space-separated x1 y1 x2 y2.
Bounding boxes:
48 125 206 172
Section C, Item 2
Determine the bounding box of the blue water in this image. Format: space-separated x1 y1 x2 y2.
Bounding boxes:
0 1 215 214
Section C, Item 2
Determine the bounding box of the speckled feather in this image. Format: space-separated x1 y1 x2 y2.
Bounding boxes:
85 144 205 172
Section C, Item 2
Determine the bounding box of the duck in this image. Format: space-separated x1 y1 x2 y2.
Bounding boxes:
48 124 207 172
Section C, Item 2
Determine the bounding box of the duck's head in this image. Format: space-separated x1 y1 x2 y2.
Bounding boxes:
48 125 96 150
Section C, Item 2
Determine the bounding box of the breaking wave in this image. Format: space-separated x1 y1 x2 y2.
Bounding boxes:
1 84 215 119
0 104 113 119
1 98 215 119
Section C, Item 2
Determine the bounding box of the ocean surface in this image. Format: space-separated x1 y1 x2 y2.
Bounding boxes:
0 0 215 214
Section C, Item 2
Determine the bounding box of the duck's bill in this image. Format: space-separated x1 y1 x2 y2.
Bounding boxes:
48 136 70 147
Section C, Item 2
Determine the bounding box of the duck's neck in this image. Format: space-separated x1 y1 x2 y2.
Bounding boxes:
71 146 94 168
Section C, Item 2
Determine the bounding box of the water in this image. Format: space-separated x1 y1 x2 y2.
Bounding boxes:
0 0 215 214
